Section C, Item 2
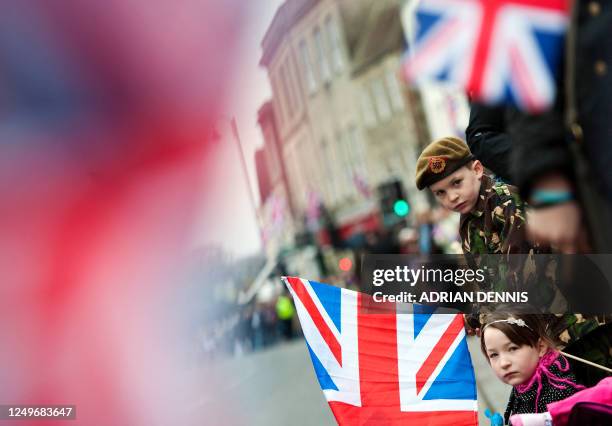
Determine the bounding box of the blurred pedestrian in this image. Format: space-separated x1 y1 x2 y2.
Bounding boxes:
250 306 263 351
262 303 278 347
275 290 295 341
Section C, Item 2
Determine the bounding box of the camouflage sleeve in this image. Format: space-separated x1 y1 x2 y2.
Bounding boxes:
460 213 489 255
491 191 528 254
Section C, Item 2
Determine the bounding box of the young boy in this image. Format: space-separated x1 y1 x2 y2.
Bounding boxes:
415 136 531 255
416 137 606 378
416 136 550 335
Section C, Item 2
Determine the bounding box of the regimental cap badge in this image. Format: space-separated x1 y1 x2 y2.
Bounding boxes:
428 156 446 174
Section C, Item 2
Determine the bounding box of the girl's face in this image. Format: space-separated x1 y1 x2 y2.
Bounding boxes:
483 327 548 386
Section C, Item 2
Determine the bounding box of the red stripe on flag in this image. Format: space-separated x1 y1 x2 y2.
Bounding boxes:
329 401 478 426
468 0 568 96
467 0 501 96
416 314 464 395
286 277 342 366
501 0 568 10
357 293 401 408
327 297 477 425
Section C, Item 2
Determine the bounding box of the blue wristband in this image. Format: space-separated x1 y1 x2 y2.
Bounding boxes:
531 189 574 208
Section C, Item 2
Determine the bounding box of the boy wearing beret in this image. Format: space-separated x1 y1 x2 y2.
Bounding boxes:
415 137 603 364
416 136 541 333
415 136 531 255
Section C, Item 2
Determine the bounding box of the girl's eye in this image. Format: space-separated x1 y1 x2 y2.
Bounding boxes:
509 346 518 352
488 353 498 359
435 191 444 197
453 179 462 186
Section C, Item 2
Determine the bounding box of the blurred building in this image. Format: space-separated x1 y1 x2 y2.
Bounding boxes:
350 0 430 218
258 0 435 257
257 0 469 266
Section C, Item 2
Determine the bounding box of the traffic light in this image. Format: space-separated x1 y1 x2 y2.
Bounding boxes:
393 199 410 217
378 180 410 226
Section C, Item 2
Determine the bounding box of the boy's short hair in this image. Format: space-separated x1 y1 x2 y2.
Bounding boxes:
415 136 475 190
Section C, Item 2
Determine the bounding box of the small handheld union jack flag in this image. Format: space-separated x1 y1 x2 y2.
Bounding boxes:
284 277 478 425
402 0 570 112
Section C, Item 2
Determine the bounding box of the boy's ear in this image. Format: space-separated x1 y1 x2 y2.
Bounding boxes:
473 159 484 179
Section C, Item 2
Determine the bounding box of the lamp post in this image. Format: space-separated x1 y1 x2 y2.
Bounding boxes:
229 117 259 223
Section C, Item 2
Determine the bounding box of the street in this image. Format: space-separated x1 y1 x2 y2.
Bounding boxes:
194 336 511 425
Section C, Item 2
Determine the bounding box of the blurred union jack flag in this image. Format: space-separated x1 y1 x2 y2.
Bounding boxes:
402 0 569 112
283 277 477 425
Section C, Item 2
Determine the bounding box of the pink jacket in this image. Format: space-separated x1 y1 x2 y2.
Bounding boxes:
548 377 612 426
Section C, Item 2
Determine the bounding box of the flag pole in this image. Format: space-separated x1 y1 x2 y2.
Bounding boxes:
559 350 612 374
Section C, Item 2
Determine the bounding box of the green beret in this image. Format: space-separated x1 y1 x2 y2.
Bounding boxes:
415 136 474 190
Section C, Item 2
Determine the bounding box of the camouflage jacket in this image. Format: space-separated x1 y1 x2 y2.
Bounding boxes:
460 176 557 318
458 177 601 317
459 175 531 255
460 177 605 371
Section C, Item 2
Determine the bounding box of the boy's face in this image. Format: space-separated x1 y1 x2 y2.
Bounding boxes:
428 161 483 214
483 327 547 386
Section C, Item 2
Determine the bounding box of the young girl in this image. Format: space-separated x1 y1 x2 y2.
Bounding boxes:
480 308 585 424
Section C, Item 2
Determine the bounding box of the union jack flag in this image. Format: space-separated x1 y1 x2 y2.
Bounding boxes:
284 277 478 425
402 0 569 112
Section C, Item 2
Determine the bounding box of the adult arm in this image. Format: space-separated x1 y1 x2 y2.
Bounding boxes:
465 102 514 183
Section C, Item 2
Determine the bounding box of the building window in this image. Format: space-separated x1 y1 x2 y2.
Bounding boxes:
299 40 317 94
314 26 331 84
385 70 405 112
286 58 301 113
271 77 286 125
279 63 294 118
325 16 344 73
360 89 377 128
372 78 392 122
